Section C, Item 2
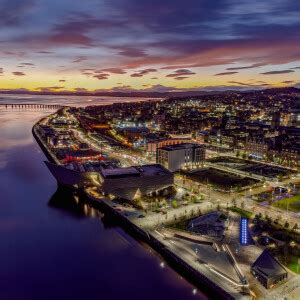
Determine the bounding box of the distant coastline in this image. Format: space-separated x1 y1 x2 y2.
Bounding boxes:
0 86 299 99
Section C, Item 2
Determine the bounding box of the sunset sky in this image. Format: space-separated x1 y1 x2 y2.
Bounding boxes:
0 0 300 93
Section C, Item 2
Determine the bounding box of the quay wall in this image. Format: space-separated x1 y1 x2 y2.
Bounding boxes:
85 193 237 300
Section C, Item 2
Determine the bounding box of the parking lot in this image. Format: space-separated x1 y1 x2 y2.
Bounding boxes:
208 157 293 179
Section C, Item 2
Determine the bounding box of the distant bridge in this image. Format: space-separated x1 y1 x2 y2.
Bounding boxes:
0 103 65 110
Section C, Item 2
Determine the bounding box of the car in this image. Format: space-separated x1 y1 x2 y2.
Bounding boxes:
138 214 145 218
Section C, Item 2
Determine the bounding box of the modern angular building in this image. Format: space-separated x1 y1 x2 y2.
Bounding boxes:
187 211 228 237
100 164 174 201
251 249 288 289
156 143 205 172
45 161 173 199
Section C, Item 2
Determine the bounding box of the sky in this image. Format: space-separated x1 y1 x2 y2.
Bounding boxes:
0 0 300 93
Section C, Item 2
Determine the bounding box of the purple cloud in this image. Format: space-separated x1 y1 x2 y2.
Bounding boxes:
72 56 88 63
226 63 264 70
166 69 196 78
214 71 239 76
130 68 157 77
12 71 26 76
101 68 127 74
173 77 189 80
93 73 110 80
260 70 295 75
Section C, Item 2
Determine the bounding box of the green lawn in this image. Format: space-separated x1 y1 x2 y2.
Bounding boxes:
229 207 253 218
287 255 300 274
273 194 300 212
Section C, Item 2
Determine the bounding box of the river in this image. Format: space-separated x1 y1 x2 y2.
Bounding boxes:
0 95 208 300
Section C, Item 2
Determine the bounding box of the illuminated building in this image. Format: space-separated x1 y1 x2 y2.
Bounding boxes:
157 143 205 172
251 250 287 289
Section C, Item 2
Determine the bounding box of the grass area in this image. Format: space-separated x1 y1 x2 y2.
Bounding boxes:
168 218 189 231
273 194 300 212
229 207 253 218
286 255 300 274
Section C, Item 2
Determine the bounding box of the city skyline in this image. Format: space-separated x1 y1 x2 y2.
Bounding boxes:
0 0 300 94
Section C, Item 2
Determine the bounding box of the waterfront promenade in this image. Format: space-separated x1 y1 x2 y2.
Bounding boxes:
85 190 250 300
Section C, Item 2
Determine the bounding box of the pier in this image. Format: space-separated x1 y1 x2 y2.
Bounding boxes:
0 103 65 110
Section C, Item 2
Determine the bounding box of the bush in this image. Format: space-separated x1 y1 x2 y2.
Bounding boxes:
171 200 178 208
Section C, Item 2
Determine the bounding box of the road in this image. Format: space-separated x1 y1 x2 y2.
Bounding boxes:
175 175 300 227
265 275 300 300
71 128 147 166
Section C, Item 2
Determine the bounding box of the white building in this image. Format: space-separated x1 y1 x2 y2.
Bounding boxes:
157 143 205 172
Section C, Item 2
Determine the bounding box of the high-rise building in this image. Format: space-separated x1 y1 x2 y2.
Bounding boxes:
156 143 205 172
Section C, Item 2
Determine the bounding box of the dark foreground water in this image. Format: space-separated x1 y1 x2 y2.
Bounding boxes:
0 103 208 300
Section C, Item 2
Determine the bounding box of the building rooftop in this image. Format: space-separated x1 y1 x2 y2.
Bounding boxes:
189 212 227 228
252 249 287 278
100 164 171 179
160 143 203 151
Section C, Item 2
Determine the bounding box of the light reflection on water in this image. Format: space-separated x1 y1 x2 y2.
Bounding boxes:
0 97 208 300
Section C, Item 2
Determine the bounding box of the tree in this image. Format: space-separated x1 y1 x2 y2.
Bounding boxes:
277 174 283 182
171 200 178 208
190 209 195 217
292 223 298 232
284 221 290 229
241 201 245 210
267 216 272 225
232 198 237 207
